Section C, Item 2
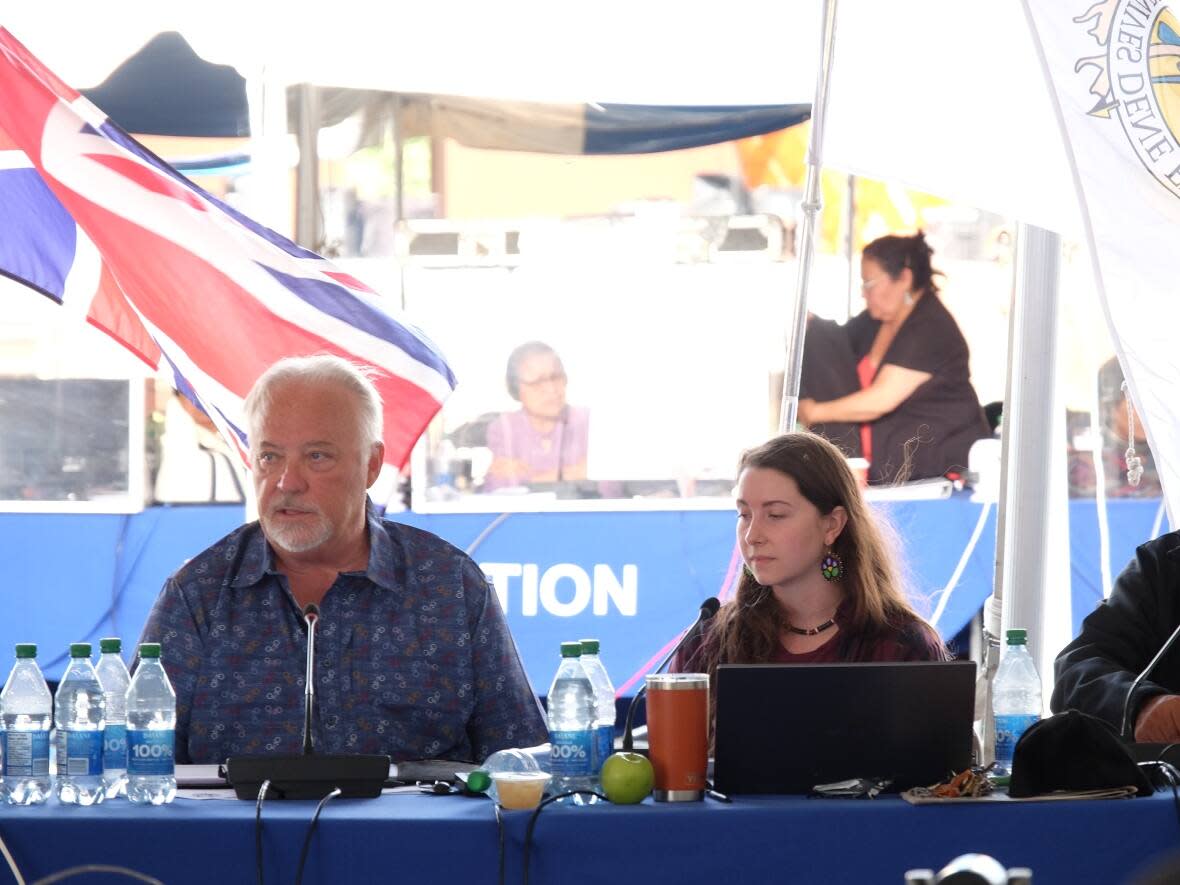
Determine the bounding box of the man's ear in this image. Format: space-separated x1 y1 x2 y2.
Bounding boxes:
366 442 385 488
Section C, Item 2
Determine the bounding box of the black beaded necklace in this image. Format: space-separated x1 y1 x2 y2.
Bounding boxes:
783 617 837 637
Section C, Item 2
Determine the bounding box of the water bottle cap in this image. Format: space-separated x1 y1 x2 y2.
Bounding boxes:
69 643 92 658
14 643 37 659
1006 629 1028 645
579 639 600 654
139 643 162 659
100 637 122 654
560 641 583 657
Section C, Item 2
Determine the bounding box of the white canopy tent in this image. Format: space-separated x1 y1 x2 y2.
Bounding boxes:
4 2 1080 224
0 1 1084 226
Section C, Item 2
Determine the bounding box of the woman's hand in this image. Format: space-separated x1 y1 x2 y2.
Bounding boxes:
797 398 817 425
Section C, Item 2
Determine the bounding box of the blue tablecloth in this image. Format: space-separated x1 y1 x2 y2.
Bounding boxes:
0 789 1176 884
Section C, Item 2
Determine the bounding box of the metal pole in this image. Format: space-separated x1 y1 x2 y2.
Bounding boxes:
394 94 407 311
394 94 405 226
295 83 321 249
779 0 839 433
245 67 291 238
981 222 1062 761
843 173 856 322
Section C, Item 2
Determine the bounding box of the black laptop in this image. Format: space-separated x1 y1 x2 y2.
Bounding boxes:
712 661 976 794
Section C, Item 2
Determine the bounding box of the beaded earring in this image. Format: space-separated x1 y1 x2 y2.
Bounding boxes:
820 550 844 582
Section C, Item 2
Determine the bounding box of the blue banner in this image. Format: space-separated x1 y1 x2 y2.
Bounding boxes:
0 496 1166 694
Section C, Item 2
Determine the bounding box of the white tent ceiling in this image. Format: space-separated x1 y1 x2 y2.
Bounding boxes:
6 1 1079 232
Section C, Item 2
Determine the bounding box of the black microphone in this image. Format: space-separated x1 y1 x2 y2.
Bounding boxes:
622 597 721 752
224 601 390 799
1121 619 1180 740
302 603 319 755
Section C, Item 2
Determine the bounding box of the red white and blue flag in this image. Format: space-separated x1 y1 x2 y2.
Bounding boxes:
0 28 455 469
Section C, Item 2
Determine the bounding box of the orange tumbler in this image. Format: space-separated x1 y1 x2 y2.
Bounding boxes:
645 673 709 802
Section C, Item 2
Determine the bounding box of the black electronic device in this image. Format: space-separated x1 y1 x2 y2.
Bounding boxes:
712 660 976 794
621 596 720 751
224 603 389 799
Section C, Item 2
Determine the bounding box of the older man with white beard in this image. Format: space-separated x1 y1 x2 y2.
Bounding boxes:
138 355 546 765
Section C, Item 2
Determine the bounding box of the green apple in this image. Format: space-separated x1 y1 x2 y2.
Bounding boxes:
600 751 654 804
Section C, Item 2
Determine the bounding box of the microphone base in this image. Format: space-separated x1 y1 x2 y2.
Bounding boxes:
225 753 390 800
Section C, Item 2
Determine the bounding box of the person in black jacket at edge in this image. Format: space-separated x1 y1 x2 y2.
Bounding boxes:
1053 532 1180 741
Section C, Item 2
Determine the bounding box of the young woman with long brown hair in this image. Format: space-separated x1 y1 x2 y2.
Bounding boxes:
676 432 947 681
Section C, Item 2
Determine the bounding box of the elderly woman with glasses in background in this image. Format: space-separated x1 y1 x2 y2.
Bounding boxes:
482 340 590 492
798 231 990 485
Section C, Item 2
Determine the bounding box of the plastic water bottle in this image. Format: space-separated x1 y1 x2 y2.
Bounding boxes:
579 638 617 789
125 643 176 805
55 643 106 806
546 641 595 803
992 628 1042 777
1 644 53 805
95 637 131 799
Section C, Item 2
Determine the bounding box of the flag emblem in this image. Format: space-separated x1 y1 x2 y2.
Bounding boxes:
1073 2 1180 199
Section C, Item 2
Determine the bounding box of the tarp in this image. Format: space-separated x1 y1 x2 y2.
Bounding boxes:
80 31 249 137
76 31 809 154
1 3 822 105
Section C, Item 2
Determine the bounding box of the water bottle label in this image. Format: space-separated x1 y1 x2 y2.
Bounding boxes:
128 729 175 776
64 730 104 777
3 731 50 777
593 724 615 773
548 729 593 777
995 713 1040 763
103 724 128 771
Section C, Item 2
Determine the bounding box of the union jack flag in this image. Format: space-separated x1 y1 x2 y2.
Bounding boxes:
0 28 455 469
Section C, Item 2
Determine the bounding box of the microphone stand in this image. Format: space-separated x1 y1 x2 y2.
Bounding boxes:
1121 619 1180 741
303 607 318 755
622 598 720 752
621 649 676 753
556 405 569 483
224 603 390 799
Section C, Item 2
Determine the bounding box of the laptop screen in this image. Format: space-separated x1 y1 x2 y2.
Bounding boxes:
712 661 977 794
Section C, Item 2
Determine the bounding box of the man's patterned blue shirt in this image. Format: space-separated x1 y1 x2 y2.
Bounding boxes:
138 508 547 764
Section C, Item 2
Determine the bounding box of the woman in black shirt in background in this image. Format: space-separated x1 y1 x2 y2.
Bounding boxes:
799 231 989 484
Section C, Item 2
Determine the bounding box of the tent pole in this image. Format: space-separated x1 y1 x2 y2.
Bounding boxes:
982 222 1064 760
295 84 322 249
245 66 291 239
843 173 856 322
779 0 839 433
394 94 407 311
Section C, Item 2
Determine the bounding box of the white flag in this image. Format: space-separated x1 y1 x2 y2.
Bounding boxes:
1024 0 1180 521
